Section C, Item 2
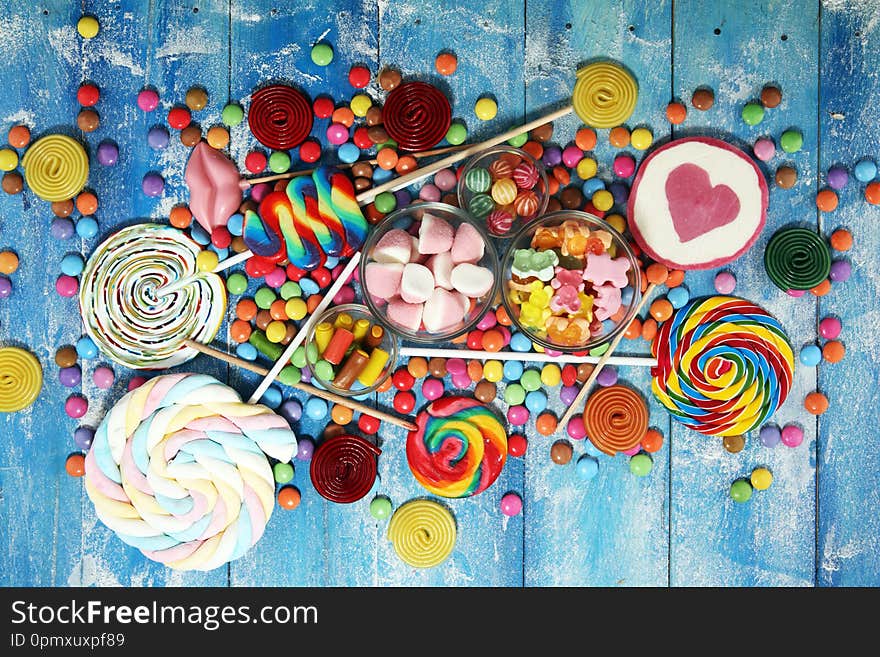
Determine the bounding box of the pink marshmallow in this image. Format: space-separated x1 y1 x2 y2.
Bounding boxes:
387 298 424 332
451 222 485 264
417 213 455 254
409 235 427 263
423 288 466 333
364 262 404 300
372 228 412 264
451 263 494 298
400 263 435 304
426 251 454 290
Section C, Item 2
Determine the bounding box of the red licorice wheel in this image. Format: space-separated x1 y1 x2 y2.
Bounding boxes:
248 84 313 150
382 81 451 151
309 434 380 503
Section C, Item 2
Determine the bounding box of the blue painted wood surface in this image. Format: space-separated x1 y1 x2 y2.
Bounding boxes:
0 0 878 587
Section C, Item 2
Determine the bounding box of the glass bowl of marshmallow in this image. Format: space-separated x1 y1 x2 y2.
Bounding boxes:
500 210 641 352
360 202 500 343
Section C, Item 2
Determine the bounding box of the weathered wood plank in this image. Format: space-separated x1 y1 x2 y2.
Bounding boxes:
523 0 672 587
373 0 526 586
817 0 880 587
227 0 381 586
670 0 819 586
74 0 230 586
0 0 84 587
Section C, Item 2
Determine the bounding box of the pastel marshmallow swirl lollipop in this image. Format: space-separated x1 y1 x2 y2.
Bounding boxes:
84 373 297 571
651 296 795 437
79 224 226 369
406 396 507 498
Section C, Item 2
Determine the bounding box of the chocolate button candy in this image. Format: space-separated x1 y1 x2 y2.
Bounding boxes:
691 88 715 111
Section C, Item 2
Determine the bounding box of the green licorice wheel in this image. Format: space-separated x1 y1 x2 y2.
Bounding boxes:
763 226 831 291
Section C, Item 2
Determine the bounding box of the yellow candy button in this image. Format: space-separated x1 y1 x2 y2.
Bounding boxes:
750 467 773 491
0 148 19 172
474 97 498 121
631 127 653 150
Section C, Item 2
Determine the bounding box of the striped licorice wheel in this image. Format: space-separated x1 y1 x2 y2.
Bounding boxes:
382 81 451 151
21 134 89 201
248 84 313 150
582 384 649 455
763 226 831 291
387 499 457 568
309 434 380 503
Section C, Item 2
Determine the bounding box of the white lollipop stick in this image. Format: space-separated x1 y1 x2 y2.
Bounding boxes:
399 347 656 367
247 251 361 404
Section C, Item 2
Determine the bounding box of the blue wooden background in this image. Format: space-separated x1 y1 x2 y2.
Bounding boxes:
0 0 877 587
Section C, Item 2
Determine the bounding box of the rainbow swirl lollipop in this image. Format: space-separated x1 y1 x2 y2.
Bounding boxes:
406 396 507 498
651 296 794 437
79 224 226 369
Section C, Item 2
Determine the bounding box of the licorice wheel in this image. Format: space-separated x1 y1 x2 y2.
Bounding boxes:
382 81 451 151
309 434 380 503
582 385 649 455
248 85 313 150
763 226 831 291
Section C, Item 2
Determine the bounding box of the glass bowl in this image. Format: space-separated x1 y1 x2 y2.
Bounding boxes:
359 202 500 343
304 303 398 397
456 145 549 238
500 210 641 352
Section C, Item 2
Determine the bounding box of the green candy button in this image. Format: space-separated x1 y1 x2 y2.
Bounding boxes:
273 462 294 484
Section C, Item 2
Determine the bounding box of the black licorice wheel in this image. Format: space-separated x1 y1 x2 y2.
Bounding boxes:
763 226 831 291
382 81 451 151
248 85 313 150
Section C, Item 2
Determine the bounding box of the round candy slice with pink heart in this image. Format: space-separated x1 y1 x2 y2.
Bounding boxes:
627 137 768 270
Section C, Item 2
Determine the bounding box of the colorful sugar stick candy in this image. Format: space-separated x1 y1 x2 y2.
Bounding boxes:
310 314 390 391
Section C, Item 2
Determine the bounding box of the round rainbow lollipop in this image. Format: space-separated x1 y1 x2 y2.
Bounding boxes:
651 296 795 436
406 396 507 498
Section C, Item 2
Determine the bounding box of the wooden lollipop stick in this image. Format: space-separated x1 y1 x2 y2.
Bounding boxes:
242 143 471 187
556 283 658 431
356 104 574 205
399 346 656 367
248 251 361 404
185 339 417 432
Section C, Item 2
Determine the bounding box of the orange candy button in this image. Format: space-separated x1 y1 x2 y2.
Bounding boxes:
641 429 664 453
645 262 669 285
649 298 674 322
810 279 832 296
666 101 687 124
575 127 596 151
829 228 852 252
816 189 838 212
66 453 86 477
331 404 354 425
435 52 458 76
169 205 193 229
822 340 845 363
277 486 301 510
804 391 829 415
535 413 558 436
230 319 252 343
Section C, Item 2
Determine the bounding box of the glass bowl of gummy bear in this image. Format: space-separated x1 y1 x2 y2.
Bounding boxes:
360 202 500 343
457 146 549 237
500 210 642 352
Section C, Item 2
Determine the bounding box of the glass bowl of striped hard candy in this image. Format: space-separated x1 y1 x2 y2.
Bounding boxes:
456 146 549 237
500 210 641 352
360 202 500 343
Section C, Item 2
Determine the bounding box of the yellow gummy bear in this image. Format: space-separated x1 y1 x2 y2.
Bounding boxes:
528 281 553 308
573 292 594 322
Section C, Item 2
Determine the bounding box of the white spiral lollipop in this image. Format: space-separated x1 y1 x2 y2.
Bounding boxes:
79 224 226 369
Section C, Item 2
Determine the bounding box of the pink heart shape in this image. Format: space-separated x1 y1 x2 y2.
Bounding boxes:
665 163 741 242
